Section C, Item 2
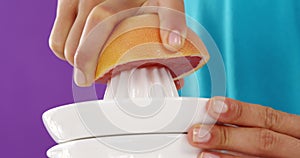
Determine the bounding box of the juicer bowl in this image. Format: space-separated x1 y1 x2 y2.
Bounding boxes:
43 98 215 143
47 134 200 158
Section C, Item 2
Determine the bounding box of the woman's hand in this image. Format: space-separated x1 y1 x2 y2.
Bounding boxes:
49 0 187 87
188 97 300 158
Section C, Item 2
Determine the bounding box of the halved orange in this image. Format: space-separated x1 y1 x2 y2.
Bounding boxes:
95 14 209 83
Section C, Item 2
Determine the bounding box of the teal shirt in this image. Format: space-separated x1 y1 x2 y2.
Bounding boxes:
181 0 300 115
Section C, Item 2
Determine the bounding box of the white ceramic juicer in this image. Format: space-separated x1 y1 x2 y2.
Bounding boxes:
43 65 216 158
42 11 223 158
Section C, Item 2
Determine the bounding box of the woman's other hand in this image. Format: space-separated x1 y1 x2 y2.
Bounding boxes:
188 97 300 158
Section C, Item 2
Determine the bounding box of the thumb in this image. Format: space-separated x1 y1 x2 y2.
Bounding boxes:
158 0 187 51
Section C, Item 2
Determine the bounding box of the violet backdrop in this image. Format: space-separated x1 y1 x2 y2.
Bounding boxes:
0 0 106 157
2 0 300 158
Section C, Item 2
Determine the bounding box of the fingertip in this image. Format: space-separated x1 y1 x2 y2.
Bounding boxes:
187 125 195 142
73 67 87 87
168 30 185 49
174 78 184 90
49 1 76 61
199 152 221 158
157 0 187 52
187 124 204 147
73 51 95 87
73 69 93 87
48 37 66 60
200 151 241 158
160 29 186 52
206 97 229 120
206 97 227 110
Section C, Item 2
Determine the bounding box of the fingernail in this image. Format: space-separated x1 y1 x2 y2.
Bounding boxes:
200 152 220 158
193 127 211 143
211 99 228 114
74 67 86 86
168 30 182 48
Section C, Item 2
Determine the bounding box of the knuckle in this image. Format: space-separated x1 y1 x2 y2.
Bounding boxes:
88 5 114 24
78 0 102 12
264 107 281 129
217 126 231 147
257 129 278 153
230 101 243 123
59 0 78 9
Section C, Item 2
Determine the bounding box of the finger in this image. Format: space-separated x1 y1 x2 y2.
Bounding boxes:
206 97 300 139
64 0 105 65
174 78 184 90
202 150 258 158
49 0 78 60
188 125 300 157
157 0 187 51
199 151 240 158
140 0 187 51
74 0 144 87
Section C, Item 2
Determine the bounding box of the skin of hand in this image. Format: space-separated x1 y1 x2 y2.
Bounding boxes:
188 97 300 158
48 0 186 87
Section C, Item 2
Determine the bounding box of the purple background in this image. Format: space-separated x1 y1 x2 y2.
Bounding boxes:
0 0 106 157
